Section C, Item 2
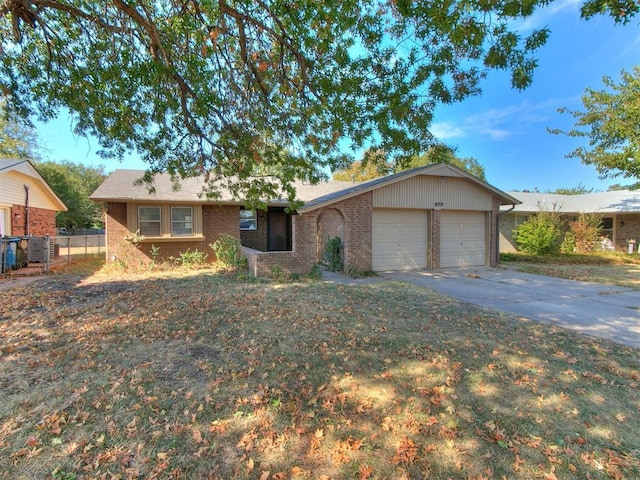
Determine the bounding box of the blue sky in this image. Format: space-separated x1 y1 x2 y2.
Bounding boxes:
432 0 640 192
35 0 640 193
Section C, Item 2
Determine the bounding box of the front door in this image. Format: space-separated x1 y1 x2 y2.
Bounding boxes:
267 209 291 251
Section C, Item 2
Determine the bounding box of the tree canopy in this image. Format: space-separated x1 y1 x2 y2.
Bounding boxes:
0 1 634 205
396 144 486 180
551 67 640 185
332 149 392 182
35 161 106 229
0 102 40 160
546 184 594 195
332 144 486 182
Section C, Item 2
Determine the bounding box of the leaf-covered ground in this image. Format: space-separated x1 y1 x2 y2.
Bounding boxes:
1 262 639 479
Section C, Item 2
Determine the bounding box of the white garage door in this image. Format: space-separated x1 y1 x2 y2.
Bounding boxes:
373 209 428 271
440 211 486 268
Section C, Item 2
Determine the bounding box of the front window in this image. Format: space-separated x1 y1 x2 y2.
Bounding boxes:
240 209 257 230
138 206 161 236
172 207 193 236
514 214 528 229
601 217 613 240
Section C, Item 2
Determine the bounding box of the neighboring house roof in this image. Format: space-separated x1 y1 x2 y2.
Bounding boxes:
503 191 640 214
91 163 520 211
0 158 67 211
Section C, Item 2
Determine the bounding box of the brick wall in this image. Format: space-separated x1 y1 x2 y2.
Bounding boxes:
11 204 57 236
499 212 518 253
317 208 345 266
240 209 267 251
246 192 373 277
341 192 373 273
104 202 240 265
614 214 640 251
489 197 501 266
431 209 441 268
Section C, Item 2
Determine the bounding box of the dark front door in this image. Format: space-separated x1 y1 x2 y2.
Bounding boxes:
267 209 291 251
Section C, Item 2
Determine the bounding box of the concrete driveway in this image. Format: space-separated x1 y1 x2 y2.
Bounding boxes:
382 268 640 349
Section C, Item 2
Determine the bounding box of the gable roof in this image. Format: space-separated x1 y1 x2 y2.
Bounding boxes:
504 190 640 214
298 163 520 212
90 163 519 211
0 158 67 211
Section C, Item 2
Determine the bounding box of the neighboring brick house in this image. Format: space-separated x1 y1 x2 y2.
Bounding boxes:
91 164 519 277
500 190 640 253
0 159 67 237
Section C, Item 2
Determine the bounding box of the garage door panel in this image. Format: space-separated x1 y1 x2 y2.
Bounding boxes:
441 211 486 268
373 210 427 271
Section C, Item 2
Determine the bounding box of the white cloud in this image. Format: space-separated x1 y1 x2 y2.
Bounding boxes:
510 0 581 31
433 99 559 142
429 121 466 140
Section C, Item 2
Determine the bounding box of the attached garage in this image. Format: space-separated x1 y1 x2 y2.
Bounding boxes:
372 209 428 270
440 211 487 268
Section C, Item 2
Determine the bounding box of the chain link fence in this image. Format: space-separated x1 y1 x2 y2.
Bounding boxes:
1 235 105 274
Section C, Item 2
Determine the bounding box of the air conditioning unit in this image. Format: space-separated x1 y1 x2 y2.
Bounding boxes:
27 237 47 263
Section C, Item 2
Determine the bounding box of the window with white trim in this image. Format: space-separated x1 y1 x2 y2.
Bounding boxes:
239 209 257 230
138 206 161 236
171 207 193 236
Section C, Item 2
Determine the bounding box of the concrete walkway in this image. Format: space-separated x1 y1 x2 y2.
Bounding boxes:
381 268 640 349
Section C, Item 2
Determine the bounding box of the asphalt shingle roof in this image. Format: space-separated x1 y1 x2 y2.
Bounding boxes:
90 169 357 206
91 164 520 211
504 191 640 214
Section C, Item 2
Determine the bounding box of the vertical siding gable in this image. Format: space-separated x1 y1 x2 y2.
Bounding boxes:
373 175 492 210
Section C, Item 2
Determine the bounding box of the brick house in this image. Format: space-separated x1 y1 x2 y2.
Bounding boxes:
91 163 519 276
499 190 640 253
0 159 67 237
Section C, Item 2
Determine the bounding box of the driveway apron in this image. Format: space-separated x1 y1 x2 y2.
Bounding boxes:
382 268 640 349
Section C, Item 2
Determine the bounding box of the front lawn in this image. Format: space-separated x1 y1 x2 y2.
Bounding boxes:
501 252 640 289
1 261 639 479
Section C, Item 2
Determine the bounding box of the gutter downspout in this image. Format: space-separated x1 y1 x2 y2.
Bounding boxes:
496 203 516 265
24 185 30 236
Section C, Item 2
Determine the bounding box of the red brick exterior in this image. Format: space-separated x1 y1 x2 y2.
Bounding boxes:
104 189 500 276
239 209 268 251
10 204 57 237
614 214 640 251
245 192 373 277
104 202 240 265
490 197 500 267
431 209 441 269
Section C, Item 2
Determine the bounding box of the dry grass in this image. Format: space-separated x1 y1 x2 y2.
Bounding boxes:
501 252 640 289
1 259 639 479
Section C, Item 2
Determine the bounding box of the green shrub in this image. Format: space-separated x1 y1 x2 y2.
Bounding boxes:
513 208 564 255
211 234 247 270
308 263 323 280
324 236 343 272
270 263 287 282
179 248 208 268
560 232 576 253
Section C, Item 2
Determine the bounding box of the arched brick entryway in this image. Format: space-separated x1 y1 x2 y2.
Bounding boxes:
317 208 346 269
